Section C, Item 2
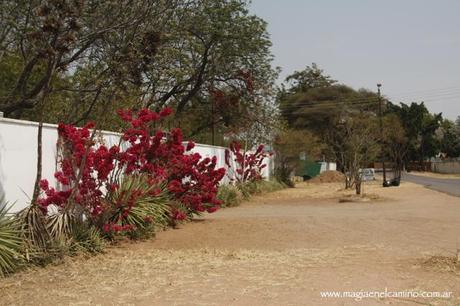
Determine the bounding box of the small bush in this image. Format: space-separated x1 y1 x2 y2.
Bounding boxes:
217 185 243 207
257 179 286 193
0 204 23 276
236 179 286 199
235 181 254 199
274 169 295 187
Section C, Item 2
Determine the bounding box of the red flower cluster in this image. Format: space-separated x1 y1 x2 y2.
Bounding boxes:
38 107 226 230
117 108 226 216
38 122 118 217
225 141 268 183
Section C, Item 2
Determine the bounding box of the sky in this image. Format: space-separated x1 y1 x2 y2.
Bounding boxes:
250 0 460 120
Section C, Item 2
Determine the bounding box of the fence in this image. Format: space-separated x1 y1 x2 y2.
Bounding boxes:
0 117 273 212
431 159 460 174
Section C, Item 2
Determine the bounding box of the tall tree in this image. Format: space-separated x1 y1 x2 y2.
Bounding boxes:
439 117 460 158
326 114 380 194
0 0 171 119
382 113 408 178
0 0 278 140
147 0 278 141
387 102 442 164
283 63 336 95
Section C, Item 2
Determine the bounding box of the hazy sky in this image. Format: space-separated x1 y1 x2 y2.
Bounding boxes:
250 0 460 120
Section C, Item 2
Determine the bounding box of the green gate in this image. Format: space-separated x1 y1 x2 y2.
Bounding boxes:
295 160 321 180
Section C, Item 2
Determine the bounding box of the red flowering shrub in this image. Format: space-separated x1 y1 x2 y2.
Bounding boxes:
117 108 226 218
38 107 226 234
38 122 118 218
225 141 268 183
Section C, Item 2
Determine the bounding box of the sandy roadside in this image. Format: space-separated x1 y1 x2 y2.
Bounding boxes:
0 181 459 305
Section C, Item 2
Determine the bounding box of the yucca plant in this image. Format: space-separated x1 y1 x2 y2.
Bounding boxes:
0 204 23 276
16 204 51 263
106 174 171 238
47 210 76 241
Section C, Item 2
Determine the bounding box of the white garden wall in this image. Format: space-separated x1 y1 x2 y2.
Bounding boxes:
0 117 272 212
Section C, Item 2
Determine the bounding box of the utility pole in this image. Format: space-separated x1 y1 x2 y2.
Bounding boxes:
377 83 387 185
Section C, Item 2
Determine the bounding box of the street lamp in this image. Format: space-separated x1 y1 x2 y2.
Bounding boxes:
377 83 388 187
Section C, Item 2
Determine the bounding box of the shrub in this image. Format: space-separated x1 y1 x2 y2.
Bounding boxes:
225 141 269 183
0 204 23 276
236 179 286 199
6 106 229 277
37 107 226 235
117 108 225 218
236 181 258 199
217 185 243 207
257 179 286 193
69 224 105 254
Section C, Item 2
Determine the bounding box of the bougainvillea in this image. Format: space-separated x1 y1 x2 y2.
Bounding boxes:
225 141 268 183
37 107 226 233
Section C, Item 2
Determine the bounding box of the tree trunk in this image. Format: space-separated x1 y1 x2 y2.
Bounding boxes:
355 178 362 195
31 122 43 204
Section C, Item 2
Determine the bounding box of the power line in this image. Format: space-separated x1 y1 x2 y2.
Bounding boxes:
173 86 460 115
278 90 460 112
389 88 460 101
387 85 460 97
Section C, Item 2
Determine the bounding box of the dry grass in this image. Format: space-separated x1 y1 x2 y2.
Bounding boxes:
0 245 382 305
338 193 381 203
243 180 391 207
421 255 460 275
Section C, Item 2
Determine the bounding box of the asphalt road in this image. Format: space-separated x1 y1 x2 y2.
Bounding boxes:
403 173 460 197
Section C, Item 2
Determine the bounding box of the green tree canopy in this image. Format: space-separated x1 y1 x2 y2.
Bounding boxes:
386 102 442 162
0 0 278 143
283 63 336 95
439 116 460 158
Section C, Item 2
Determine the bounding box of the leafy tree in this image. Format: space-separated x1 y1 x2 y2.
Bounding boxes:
273 128 323 186
153 0 278 142
326 114 380 194
278 64 382 184
387 102 442 164
282 63 336 95
0 0 170 118
439 117 460 158
280 84 378 134
0 0 278 141
382 113 408 178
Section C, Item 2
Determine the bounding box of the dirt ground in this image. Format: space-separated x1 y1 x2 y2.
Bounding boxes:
1 181 460 305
